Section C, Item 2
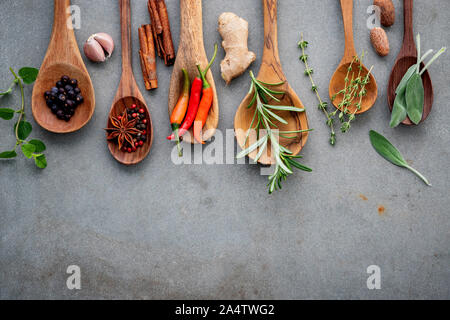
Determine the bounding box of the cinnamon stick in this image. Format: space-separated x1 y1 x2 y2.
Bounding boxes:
138 24 157 90
147 0 175 66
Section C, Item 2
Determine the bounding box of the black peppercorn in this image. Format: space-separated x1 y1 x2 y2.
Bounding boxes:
69 79 78 87
61 75 70 84
56 81 64 88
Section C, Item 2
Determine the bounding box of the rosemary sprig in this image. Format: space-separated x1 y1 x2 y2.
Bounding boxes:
237 71 312 194
298 33 336 145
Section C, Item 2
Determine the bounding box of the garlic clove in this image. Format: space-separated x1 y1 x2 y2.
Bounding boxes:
94 33 115 58
84 37 106 62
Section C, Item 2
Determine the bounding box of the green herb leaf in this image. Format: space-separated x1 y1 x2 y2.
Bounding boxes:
405 73 424 125
0 150 17 158
395 65 416 95
34 154 47 169
28 139 46 153
0 108 15 120
0 87 13 96
369 130 431 186
18 67 39 84
390 92 408 128
21 143 36 159
14 121 32 140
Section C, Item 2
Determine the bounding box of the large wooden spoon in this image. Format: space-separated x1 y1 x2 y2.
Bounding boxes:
234 0 309 165
106 0 153 165
329 0 377 114
32 0 95 133
168 0 219 144
387 0 433 125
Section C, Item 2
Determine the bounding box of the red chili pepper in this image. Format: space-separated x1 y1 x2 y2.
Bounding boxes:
194 44 218 144
167 45 218 142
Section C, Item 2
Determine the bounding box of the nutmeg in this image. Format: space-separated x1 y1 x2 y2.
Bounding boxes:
374 0 395 27
83 33 115 62
370 27 390 57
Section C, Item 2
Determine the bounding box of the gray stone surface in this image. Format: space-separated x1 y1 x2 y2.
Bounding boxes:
0 0 449 299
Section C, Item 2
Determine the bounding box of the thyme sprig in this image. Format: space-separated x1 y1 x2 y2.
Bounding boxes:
330 52 374 133
237 71 312 194
298 33 336 145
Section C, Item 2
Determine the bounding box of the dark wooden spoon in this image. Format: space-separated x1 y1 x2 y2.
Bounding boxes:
32 0 95 133
106 0 153 165
329 0 378 114
387 0 433 125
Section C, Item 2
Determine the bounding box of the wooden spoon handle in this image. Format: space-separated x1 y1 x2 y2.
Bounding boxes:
340 0 357 63
402 0 415 52
119 0 133 74
50 0 77 63
179 0 203 48
262 0 280 65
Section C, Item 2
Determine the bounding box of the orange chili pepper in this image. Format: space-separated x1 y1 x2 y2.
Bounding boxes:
194 44 218 144
169 68 190 156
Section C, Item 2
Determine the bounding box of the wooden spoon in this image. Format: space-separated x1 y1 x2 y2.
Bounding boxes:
329 0 377 114
234 0 309 165
32 0 95 133
106 0 153 165
387 0 433 125
168 0 219 144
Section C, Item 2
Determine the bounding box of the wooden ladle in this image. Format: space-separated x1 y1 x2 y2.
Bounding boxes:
234 0 309 165
106 0 153 165
387 0 433 125
168 0 219 144
32 0 95 133
329 0 377 114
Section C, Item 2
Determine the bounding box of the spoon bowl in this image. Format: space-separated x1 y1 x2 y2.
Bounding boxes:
329 62 377 114
32 0 95 133
234 0 309 165
32 63 95 133
168 0 219 144
387 0 433 125
329 0 378 113
107 96 153 165
106 0 153 165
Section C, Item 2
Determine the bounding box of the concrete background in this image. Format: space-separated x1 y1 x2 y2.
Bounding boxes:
0 0 449 299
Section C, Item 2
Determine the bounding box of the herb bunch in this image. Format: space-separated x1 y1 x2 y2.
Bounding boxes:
330 53 373 134
298 34 374 143
390 34 446 127
237 71 312 194
298 34 336 145
0 67 47 168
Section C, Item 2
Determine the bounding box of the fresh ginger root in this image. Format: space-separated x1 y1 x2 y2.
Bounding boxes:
218 12 256 84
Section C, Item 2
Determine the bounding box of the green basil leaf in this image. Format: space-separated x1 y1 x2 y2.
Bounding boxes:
21 143 36 159
0 108 15 120
390 92 407 128
18 67 39 84
28 139 46 153
395 65 417 95
0 150 17 159
369 130 407 167
14 121 32 140
405 73 424 125
34 154 47 169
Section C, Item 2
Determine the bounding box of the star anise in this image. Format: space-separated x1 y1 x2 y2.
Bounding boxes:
105 111 142 150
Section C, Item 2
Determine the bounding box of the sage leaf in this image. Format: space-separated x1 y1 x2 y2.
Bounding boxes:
405 73 424 124
390 92 407 128
34 154 47 169
0 108 15 120
28 139 46 153
14 121 32 140
0 150 17 159
369 130 431 186
21 143 36 159
18 67 39 84
395 65 416 95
